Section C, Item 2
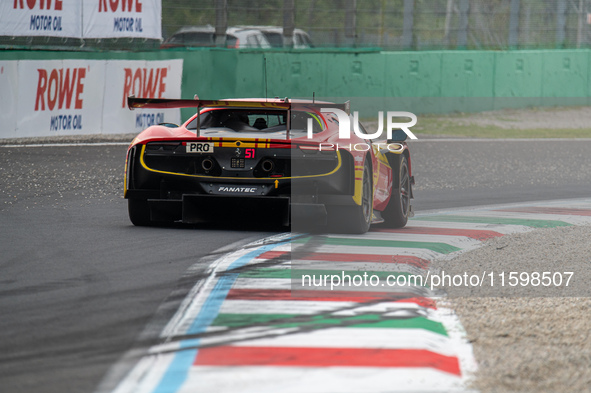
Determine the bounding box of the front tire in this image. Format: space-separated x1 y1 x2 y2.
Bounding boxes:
128 199 152 226
382 154 411 228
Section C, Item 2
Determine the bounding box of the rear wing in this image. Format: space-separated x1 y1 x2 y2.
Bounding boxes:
127 96 350 138
127 97 291 110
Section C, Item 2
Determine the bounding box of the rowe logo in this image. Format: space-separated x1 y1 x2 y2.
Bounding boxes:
35 68 86 111
13 0 63 10
122 67 168 107
99 0 143 12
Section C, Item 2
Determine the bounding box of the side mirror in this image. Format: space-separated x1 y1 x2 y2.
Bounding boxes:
388 129 408 142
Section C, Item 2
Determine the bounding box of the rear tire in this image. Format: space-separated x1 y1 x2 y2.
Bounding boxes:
327 163 372 234
382 154 410 228
128 199 152 226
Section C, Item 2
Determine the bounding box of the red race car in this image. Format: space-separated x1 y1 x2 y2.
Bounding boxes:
124 97 414 233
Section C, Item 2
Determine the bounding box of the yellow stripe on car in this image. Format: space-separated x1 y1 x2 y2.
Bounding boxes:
352 165 365 205
138 144 343 180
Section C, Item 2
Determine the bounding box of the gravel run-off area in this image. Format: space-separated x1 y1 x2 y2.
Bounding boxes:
413 105 591 392
436 225 591 393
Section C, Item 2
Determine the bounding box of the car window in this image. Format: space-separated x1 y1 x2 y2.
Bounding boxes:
166 32 213 46
264 32 283 47
225 35 238 48
246 34 259 47
186 109 324 133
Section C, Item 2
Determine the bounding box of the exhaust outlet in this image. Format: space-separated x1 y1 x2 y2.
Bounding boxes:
261 159 275 172
201 158 214 171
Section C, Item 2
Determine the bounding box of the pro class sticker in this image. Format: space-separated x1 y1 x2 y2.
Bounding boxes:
186 142 214 153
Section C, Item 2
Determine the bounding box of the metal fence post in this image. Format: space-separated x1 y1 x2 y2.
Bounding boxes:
444 0 454 46
509 0 520 48
457 0 469 48
283 0 295 48
402 0 414 49
215 0 227 48
556 0 568 48
345 0 357 47
577 0 584 48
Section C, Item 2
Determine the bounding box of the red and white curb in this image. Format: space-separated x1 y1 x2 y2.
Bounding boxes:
107 198 591 393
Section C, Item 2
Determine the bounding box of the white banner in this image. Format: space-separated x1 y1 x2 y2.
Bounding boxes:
4 59 183 139
0 62 19 139
82 0 162 39
16 60 106 138
0 0 82 38
0 1 161 40
102 59 183 134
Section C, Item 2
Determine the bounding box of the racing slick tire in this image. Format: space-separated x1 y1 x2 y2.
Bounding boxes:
382 154 411 228
128 199 152 226
327 162 373 234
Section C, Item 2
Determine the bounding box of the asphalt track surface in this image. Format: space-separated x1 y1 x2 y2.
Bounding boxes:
1 139 591 393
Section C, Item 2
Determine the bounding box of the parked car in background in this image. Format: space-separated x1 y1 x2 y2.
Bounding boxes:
160 25 216 48
226 27 272 49
237 25 313 48
161 26 271 49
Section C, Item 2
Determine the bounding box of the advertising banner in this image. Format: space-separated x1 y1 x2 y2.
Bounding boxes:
82 0 162 39
0 62 19 139
0 1 161 40
102 59 183 134
16 60 106 138
5 59 183 138
0 0 82 38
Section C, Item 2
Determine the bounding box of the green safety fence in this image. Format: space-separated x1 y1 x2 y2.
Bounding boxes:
4 48 591 119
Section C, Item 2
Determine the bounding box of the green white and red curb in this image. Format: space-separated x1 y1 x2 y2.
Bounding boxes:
107 198 591 393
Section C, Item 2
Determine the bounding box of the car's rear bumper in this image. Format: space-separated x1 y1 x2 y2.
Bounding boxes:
125 141 364 226
136 194 330 227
